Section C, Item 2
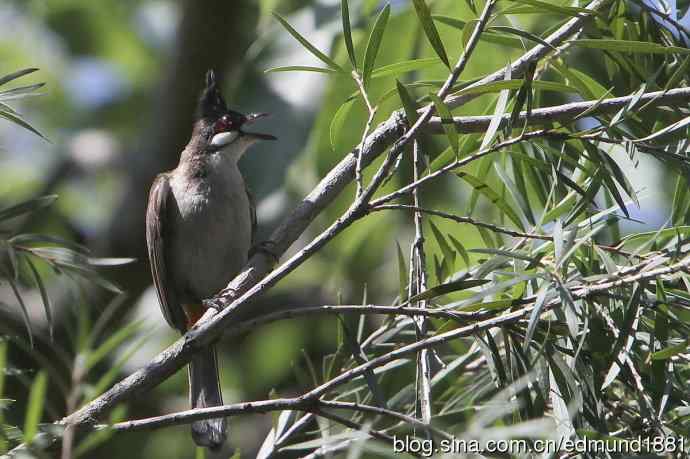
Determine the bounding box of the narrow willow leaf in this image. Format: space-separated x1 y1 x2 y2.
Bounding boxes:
396 241 408 302
412 0 450 68
0 83 45 99
395 80 419 125
0 68 39 87
433 16 523 47
573 39 690 55
429 94 458 155
25 258 53 341
84 320 145 372
361 4 391 83
456 79 576 98
493 163 532 227
0 195 57 222
329 98 356 151
488 25 556 50
635 115 690 143
341 0 357 70
410 279 489 302
481 64 511 150
507 0 594 16
338 318 387 408
272 13 344 72
461 19 480 50
602 285 643 390
10 233 90 253
428 220 456 270
23 371 47 443
87 257 136 266
650 340 689 360
0 109 47 140
264 66 337 74
371 58 442 79
671 176 690 225
456 171 525 230
6 277 33 348
447 234 470 269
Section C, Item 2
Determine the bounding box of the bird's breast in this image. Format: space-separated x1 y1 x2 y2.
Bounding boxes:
168 159 252 301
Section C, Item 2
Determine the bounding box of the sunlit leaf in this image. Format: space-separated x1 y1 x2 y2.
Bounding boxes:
341 0 357 70
361 4 391 83
23 371 47 443
329 98 356 152
412 0 450 68
272 13 345 72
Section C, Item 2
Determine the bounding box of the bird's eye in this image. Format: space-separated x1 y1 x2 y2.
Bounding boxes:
213 115 233 133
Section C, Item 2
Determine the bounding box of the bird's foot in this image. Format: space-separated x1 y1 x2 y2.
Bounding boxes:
249 240 280 265
203 296 228 312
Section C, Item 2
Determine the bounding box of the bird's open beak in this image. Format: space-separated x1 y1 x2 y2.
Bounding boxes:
240 113 277 140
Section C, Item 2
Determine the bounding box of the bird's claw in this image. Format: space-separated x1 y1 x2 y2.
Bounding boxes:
203 296 227 312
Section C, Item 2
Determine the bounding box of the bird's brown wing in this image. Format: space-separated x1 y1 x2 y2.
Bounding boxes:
146 174 186 332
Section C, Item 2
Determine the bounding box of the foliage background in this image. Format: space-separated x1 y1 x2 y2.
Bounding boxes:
1 0 689 458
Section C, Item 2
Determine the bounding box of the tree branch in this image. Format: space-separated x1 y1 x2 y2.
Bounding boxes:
426 87 690 134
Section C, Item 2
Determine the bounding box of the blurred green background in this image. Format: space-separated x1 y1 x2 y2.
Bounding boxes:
0 0 674 457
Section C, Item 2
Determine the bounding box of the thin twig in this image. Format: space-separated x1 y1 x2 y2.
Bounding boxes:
426 87 690 135
409 140 432 429
353 71 377 197
371 204 642 259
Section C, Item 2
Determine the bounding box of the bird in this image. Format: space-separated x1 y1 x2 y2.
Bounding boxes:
145 69 275 449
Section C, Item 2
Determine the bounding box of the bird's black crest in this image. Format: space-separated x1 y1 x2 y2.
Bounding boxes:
198 69 228 120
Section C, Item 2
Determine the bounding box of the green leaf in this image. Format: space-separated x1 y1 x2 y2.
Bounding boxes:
25 258 53 341
650 339 689 360
461 19 480 50
428 220 456 270
480 64 511 150
84 320 145 372
264 66 337 74
456 79 576 97
456 171 525 230
371 58 442 79
429 94 459 156
671 177 690 226
410 279 489 302
23 371 47 443
0 108 48 140
6 276 33 348
395 80 419 125
434 16 523 48
0 83 45 101
447 234 470 269
635 115 690 143
573 39 690 55
329 98 356 152
412 0 450 68
10 233 89 253
0 195 57 222
396 241 408 302
272 13 345 72
488 26 556 50
361 4 391 83
341 0 357 70
0 68 39 87
506 0 594 16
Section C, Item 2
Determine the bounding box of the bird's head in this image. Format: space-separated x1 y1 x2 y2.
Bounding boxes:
195 70 275 160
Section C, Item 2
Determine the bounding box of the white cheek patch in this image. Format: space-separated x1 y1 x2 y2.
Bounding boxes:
211 131 239 147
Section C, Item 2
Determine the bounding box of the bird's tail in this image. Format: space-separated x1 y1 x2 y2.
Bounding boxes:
189 345 227 449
